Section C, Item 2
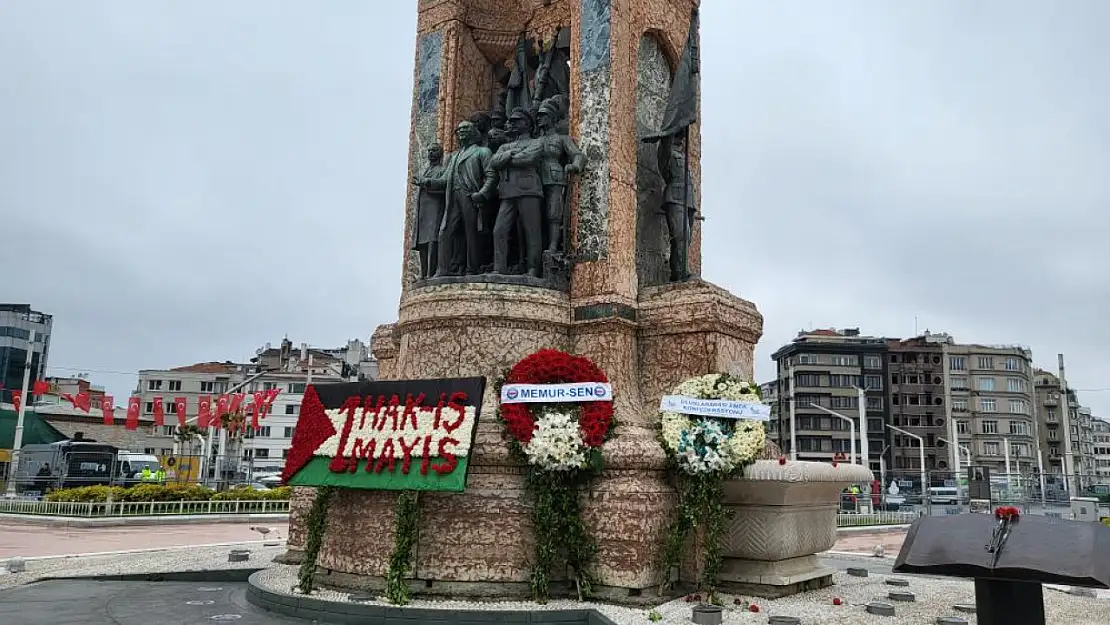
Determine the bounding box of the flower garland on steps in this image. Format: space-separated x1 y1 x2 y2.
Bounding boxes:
497 349 615 603
297 486 335 594
385 491 420 605
657 373 765 600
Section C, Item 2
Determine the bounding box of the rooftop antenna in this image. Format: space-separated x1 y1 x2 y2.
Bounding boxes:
914 316 918 336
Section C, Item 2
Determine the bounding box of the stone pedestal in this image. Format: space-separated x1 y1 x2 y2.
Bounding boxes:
716 461 873 598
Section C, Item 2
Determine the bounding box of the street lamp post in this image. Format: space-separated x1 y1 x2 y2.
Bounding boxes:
887 424 928 506
854 386 870 472
938 437 971 509
3 330 35 499
194 368 274 487
808 403 856 465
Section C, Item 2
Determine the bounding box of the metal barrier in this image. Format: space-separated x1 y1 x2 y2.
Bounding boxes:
836 511 919 528
0 498 290 517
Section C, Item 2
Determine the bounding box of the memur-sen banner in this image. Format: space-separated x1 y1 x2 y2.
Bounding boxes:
281 377 486 493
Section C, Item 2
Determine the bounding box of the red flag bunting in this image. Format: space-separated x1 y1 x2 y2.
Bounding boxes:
11 390 22 413
248 400 260 431
152 396 165 427
263 388 281 416
75 392 91 413
174 397 187 428
229 393 245 415
214 394 230 428
197 395 212 428
32 380 49 396
61 392 76 408
102 396 115 425
125 396 141 430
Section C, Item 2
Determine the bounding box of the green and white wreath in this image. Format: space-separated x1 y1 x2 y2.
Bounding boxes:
657 373 767 599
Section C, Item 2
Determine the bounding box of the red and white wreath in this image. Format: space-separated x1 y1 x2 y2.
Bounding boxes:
499 349 615 472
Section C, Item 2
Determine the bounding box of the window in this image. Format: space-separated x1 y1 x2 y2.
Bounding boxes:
980 398 997 412
263 382 278 391
255 449 270 459
866 396 884 410
288 383 306 394
864 355 882 370
283 426 296 438
978 377 995 392
144 402 154 414
168 380 182 391
831 396 856 409
796 373 821 387
798 354 815 364
242 449 254 459
952 399 969 412
1046 408 1057 422
160 448 173 456
1005 357 1021 371
143 448 155 454
950 356 966 371
867 417 883 432
200 381 215 393
957 420 969 434
282 449 289 459
983 442 1001 456
864 375 882 390
950 376 968 390
1011 443 1029 457
977 356 994 369
831 355 856 367
1007 378 1026 393
166 401 177 414
285 404 299 415
1008 399 1027 415
982 420 999 434
147 380 163 390
1009 421 1030 436
160 426 175 436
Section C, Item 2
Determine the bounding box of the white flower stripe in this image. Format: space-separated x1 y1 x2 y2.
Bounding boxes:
522 408 590 471
316 406 478 459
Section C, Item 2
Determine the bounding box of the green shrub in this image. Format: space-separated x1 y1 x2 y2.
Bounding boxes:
45 483 288 503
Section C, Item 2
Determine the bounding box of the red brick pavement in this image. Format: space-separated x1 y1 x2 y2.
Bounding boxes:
0 521 289 559
832 529 907 554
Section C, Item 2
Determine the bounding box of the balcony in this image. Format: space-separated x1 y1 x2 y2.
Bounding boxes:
1043 398 1059 407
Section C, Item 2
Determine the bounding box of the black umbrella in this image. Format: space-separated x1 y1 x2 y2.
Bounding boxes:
893 512 1110 588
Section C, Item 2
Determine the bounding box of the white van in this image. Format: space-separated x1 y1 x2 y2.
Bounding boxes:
928 486 960 504
116 452 162 484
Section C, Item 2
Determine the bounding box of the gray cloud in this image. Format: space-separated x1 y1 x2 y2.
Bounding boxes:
2 2 1108 415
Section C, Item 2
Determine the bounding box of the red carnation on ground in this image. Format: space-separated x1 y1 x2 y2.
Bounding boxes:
778 456 786 465
833 597 843 606
748 603 760 613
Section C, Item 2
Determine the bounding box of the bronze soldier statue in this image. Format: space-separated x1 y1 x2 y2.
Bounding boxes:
534 97 585 255
658 130 696 282
410 143 446 278
491 107 546 277
422 121 498 276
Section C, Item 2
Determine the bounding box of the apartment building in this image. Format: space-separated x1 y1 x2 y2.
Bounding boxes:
134 338 378 479
1093 417 1110 485
0 304 52 405
769 328 888 474
886 333 954 474
947 342 1036 475
1032 368 1100 489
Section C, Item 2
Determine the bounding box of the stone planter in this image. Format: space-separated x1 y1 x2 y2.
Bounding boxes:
717 460 872 597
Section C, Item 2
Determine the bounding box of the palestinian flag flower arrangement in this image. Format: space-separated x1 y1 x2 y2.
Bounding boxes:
498 349 615 603
657 373 767 599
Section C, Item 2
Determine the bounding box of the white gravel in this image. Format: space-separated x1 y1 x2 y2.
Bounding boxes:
253 562 1110 625
0 541 286 592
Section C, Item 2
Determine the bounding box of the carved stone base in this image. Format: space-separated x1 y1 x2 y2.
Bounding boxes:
718 555 835 598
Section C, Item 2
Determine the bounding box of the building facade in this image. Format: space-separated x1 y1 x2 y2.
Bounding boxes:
0 304 52 405
886 333 953 475
133 338 378 480
1093 417 1110 485
769 328 889 475
946 341 1036 476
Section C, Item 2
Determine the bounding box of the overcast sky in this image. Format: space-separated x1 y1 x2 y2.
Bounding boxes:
2 1 1108 416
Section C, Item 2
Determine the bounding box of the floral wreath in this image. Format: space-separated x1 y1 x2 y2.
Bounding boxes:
497 348 615 603
657 373 766 599
660 374 766 475
500 349 615 472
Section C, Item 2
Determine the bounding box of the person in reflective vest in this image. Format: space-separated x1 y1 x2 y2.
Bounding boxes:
141 467 153 482
155 467 166 483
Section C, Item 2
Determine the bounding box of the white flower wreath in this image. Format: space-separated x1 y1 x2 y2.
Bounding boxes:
660 373 766 475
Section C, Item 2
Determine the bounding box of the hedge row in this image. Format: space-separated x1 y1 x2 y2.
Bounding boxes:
44 483 292 503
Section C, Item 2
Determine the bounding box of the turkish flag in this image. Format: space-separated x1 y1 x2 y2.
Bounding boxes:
215 394 230 428
248 400 260 430
229 393 245 415
197 395 212 428
11 390 22 413
32 380 48 396
174 397 187 428
152 396 165 427
263 388 281 416
102 396 115 425
75 392 91 413
125 396 141 430
61 393 76 408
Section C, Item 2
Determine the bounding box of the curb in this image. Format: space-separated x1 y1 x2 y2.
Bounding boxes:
1 540 286 564
0 512 289 528
245 571 619 625
37 568 264 584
